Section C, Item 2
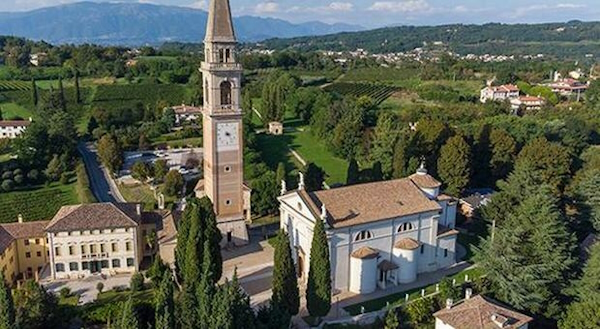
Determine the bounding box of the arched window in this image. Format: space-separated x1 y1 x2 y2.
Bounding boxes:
398 222 414 233
220 81 232 105
354 230 373 242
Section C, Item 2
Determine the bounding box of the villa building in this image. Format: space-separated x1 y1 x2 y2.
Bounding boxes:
480 84 520 103
0 119 32 139
172 104 203 125
278 165 458 294
510 96 546 112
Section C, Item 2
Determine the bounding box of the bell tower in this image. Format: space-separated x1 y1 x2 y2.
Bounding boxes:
201 0 249 246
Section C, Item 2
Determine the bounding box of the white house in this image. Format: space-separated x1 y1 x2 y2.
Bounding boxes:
171 104 202 125
434 294 533 329
480 85 520 103
278 165 458 295
0 119 31 139
510 96 546 112
545 78 588 96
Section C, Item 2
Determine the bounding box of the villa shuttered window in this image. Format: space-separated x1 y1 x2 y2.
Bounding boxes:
354 230 374 242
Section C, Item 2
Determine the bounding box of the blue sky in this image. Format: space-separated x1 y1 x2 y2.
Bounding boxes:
2 0 598 28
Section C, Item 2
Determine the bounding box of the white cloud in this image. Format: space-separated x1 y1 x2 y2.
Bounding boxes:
254 1 280 14
513 3 586 17
328 2 354 12
187 0 206 9
368 0 431 13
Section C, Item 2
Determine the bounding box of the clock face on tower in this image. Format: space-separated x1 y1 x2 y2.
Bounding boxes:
216 122 239 151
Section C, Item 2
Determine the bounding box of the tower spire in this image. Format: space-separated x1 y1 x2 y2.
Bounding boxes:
205 0 236 43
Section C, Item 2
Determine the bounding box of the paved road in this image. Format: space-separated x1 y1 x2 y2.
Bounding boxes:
78 142 125 203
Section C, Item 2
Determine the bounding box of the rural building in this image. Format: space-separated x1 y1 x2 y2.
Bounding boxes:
172 104 203 125
480 84 520 103
459 190 493 219
45 203 175 280
545 78 588 96
29 53 47 67
0 119 32 139
268 121 283 135
0 216 49 285
434 294 533 329
278 165 458 294
510 96 546 111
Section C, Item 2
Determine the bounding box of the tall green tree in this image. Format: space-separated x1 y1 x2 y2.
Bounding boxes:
199 196 223 282
438 135 471 196
370 112 398 178
346 158 360 185
197 240 216 327
155 272 175 329
489 128 517 181
251 170 279 216
31 78 38 108
178 284 199 329
0 273 15 329
272 230 300 316
475 169 574 318
14 280 59 329
276 162 286 186
57 77 67 112
97 134 123 175
163 170 184 197
304 163 325 192
306 217 331 319
228 271 256 329
574 169 600 232
516 137 572 194
74 69 81 104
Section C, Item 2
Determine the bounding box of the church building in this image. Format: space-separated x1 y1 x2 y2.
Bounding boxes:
197 0 251 247
278 166 458 294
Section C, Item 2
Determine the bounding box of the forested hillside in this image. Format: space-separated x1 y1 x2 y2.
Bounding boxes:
263 20 600 58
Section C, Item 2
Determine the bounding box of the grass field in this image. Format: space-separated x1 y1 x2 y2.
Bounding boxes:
0 181 80 223
119 182 176 211
0 102 34 120
289 127 348 185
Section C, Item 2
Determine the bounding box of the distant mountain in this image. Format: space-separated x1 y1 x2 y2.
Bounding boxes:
0 2 363 45
262 20 600 58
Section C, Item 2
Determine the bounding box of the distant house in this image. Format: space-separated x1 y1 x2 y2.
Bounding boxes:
510 96 546 112
29 53 47 67
480 84 520 103
434 294 533 329
459 189 494 219
268 121 283 135
545 78 588 96
171 104 202 125
0 119 32 139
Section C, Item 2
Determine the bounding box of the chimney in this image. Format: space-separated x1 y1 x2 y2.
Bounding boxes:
491 313 509 328
136 204 142 216
17 214 23 223
465 288 473 300
321 204 327 220
445 298 453 309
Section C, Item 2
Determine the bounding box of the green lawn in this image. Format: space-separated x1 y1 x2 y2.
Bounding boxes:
0 181 80 223
251 214 279 227
457 233 482 263
0 102 34 120
343 267 485 315
119 182 176 211
288 127 348 185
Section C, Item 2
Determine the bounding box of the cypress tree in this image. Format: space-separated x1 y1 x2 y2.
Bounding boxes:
304 163 325 192
372 161 383 182
200 196 222 281
0 273 15 329
183 203 202 285
175 199 193 283
272 230 300 316
74 69 81 104
306 216 331 319
197 241 216 327
276 162 286 186
57 77 67 112
210 283 233 329
116 295 138 329
346 158 360 185
155 272 175 329
31 78 38 108
438 135 471 196
229 270 256 329
178 284 199 329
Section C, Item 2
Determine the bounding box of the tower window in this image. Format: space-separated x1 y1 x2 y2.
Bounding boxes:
225 49 232 62
220 81 232 106
219 49 225 63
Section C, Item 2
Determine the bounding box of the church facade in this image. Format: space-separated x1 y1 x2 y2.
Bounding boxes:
278 167 458 294
198 0 250 246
